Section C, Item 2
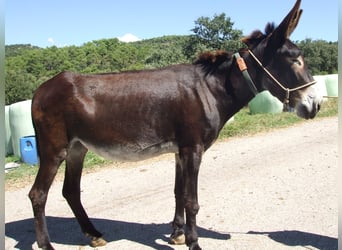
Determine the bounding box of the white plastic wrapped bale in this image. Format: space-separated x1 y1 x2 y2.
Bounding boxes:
313 75 328 99
325 74 338 97
9 100 35 157
248 90 283 114
5 105 13 156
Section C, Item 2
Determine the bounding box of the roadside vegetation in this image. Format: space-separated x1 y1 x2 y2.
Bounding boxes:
5 13 337 105
219 98 338 139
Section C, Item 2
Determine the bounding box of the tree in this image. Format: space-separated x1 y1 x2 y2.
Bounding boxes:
143 36 189 68
297 39 338 75
191 13 243 51
5 35 337 105
5 69 37 105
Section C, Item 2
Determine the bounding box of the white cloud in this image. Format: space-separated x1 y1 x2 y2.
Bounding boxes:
46 38 68 47
118 33 141 43
47 37 55 44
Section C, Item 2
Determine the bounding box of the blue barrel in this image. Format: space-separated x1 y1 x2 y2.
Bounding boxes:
20 136 38 165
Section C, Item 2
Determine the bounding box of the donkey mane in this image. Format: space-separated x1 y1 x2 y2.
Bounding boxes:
194 50 233 75
241 22 277 49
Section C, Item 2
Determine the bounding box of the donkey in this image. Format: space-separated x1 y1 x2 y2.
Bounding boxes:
29 0 321 249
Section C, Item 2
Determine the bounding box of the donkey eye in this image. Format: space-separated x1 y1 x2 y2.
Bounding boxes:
292 59 302 66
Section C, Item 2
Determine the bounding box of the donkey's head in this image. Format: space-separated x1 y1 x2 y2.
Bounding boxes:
242 0 322 119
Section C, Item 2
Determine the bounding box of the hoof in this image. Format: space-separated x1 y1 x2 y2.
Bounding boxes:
35 241 55 250
41 244 55 250
90 237 107 247
169 231 186 245
189 242 202 250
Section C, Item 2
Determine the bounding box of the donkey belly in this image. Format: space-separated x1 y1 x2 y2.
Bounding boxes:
78 139 179 162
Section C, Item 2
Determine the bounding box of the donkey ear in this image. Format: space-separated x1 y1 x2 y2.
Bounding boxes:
268 0 303 46
241 30 265 49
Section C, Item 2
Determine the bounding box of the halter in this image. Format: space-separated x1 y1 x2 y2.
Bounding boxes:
234 49 317 111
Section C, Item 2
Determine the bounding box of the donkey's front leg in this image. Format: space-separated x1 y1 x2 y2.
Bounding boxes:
180 145 203 250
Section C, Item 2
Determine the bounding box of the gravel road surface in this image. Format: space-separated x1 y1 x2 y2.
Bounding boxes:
5 117 337 250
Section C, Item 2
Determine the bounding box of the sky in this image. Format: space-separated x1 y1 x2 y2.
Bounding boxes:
5 0 338 48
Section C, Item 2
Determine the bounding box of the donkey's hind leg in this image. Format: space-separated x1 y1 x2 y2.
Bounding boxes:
28 145 67 250
62 141 107 247
170 153 186 245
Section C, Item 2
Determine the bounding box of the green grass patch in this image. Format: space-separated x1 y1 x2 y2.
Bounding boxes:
5 98 337 188
219 110 301 139
5 151 111 188
219 98 337 139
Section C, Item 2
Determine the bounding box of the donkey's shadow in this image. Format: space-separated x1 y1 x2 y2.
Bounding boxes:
6 216 230 249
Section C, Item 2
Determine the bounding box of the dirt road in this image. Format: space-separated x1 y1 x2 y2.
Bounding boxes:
5 117 337 250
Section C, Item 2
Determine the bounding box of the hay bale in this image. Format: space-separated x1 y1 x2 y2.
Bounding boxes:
325 74 338 97
313 75 328 98
5 105 13 156
9 100 35 157
248 91 283 114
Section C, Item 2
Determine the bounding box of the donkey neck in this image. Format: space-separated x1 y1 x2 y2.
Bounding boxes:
225 50 263 110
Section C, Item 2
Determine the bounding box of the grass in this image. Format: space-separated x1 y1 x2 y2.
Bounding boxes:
5 151 111 189
221 98 338 139
5 98 337 189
